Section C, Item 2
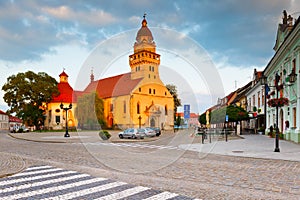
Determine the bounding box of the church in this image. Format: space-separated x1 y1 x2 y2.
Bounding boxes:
44 16 174 130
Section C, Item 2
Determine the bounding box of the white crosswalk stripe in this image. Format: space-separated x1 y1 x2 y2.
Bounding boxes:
144 191 179 200
0 174 89 194
0 165 198 200
0 169 77 185
42 181 127 200
84 142 181 150
95 186 150 200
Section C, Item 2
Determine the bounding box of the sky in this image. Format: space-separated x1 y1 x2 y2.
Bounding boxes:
0 0 299 114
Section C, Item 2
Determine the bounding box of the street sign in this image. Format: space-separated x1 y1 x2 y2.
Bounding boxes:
184 104 190 119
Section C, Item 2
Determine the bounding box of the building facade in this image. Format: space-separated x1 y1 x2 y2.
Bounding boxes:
83 16 174 130
245 69 265 133
45 16 174 130
0 110 9 132
264 10 300 143
44 71 78 130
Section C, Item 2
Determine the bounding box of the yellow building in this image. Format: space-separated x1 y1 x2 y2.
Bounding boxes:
45 16 174 130
84 16 174 130
44 71 78 130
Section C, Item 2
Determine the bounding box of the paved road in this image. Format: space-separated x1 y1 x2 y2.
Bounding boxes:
0 165 198 200
0 131 300 199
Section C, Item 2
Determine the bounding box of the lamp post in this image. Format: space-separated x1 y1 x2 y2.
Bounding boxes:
138 116 142 129
261 71 296 152
60 103 72 137
274 73 280 152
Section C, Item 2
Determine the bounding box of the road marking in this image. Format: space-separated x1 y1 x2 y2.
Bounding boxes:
0 165 198 200
0 169 77 185
0 174 89 194
85 142 180 150
143 191 178 200
95 186 150 200
42 181 127 200
10 166 62 177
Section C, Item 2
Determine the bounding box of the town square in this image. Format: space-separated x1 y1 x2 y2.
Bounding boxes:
0 1 300 199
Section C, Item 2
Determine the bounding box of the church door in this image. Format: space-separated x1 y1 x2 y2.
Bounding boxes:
150 118 155 127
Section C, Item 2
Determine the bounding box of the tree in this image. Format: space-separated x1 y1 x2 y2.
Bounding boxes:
199 112 207 126
166 84 181 120
75 92 106 130
226 105 248 122
2 71 59 127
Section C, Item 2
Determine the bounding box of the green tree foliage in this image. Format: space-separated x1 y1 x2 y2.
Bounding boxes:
166 84 181 115
75 92 106 129
2 71 59 126
199 113 207 125
210 107 227 124
210 105 248 124
226 105 249 122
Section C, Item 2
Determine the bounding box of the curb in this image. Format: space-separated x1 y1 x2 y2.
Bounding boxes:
8 133 67 143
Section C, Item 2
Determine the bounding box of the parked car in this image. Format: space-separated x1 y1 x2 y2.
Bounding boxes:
142 128 156 137
10 125 29 133
147 127 161 136
118 128 145 139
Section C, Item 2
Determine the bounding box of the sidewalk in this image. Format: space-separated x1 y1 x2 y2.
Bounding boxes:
180 134 300 162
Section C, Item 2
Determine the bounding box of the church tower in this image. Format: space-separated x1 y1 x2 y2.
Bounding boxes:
129 14 161 80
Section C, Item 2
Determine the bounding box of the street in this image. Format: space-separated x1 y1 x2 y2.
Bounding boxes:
0 130 299 199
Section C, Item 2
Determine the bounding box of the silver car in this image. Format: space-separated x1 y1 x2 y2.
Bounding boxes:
118 128 145 139
140 128 156 137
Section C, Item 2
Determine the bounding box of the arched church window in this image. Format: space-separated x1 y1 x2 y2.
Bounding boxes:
137 102 140 114
123 101 126 114
165 105 168 115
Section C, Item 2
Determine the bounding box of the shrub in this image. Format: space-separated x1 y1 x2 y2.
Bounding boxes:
99 130 111 140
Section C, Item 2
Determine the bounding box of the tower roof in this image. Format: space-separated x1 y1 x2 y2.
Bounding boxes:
136 14 154 43
59 71 68 77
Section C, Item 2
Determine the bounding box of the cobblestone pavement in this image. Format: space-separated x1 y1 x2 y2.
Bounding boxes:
0 165 198 200
0 152 26 178
0 132 300 199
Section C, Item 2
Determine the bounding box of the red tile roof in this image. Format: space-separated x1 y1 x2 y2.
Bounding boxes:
52 82 74 103
59 71 69 77
9 115 22 123
176 112 199 118
0 110 7 115
84 73 143 98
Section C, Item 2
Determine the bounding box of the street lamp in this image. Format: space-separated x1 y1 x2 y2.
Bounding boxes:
138 116 142 129
274 73 280 152
261 71 296 152
60 103 72 137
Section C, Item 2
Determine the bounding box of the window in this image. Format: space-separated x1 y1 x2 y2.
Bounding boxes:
110 103 113 112
262 89 265 106
149 66 151 71
139 87 141 92
252 95 255 107
153 89 156 94
292 59 296 72
293 107 296 128
137 103 140 114
148 74 150 78
152 66 154 72
165 105 168 115
149 88 152 94
123 101 126 114
258 91 260 108
55 116 60 124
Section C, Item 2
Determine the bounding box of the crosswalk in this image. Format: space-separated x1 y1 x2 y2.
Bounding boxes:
0 165 200 200
78 142 182 151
